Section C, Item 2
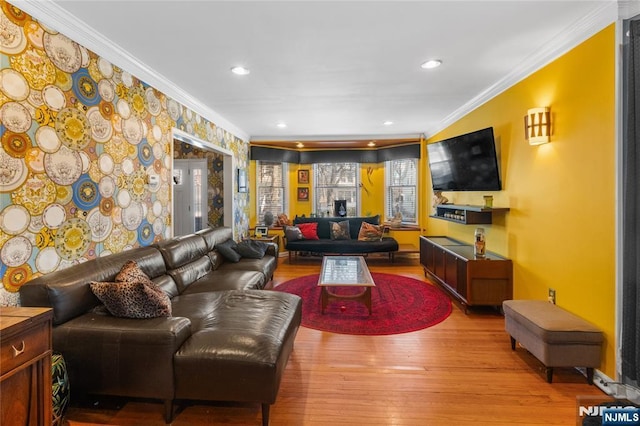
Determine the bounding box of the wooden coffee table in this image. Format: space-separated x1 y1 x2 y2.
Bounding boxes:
318 256 376 315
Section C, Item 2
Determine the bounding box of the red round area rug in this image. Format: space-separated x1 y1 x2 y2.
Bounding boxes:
274 273 452 335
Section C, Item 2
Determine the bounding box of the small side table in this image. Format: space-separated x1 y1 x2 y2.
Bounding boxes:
250 234 280 247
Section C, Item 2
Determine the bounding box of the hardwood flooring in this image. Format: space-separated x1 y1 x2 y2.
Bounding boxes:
63 254 604 425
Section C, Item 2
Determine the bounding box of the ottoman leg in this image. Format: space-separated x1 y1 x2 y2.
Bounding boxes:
587 368 594 385
510 336 516 351
546 367 554 383
262 403 270 426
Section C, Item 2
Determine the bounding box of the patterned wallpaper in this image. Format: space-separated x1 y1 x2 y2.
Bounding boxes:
0 1 250 306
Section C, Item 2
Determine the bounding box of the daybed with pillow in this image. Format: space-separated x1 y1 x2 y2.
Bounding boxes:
283 215 399 262
19 226 301 426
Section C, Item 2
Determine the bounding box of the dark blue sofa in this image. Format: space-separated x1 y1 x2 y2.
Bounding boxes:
284 215 399 262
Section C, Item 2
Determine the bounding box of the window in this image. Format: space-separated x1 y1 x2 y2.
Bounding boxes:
385 158 418 223
313 163 359 216
256 161 287 221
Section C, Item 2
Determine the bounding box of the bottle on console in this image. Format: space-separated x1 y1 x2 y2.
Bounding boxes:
474 227 486 258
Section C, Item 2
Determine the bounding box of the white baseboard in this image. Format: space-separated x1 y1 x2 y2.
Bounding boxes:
591 368 616 392
589 369 640 404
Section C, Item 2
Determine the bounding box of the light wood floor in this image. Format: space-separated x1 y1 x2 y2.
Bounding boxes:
63 254 604 425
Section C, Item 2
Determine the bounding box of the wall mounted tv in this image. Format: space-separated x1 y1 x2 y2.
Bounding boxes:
427 127 502 191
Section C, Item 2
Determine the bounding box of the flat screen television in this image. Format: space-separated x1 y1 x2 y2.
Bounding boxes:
427 127 502 191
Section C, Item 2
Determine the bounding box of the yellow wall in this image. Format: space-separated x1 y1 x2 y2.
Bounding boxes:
291 164 312 218
425 25 616 377
359 163 384 217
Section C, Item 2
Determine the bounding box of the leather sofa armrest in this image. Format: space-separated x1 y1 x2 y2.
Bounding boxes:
53 313 192 399
265 242 278 257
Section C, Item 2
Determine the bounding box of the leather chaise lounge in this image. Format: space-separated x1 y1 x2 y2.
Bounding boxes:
19 227 302 425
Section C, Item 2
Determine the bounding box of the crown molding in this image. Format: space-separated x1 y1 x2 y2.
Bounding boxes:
424 1 618 139
250 133 423 142
8 0 250 142
618 0 640 19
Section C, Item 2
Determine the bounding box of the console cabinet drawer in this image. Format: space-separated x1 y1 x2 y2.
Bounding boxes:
1 323 49 376
0 307 53 426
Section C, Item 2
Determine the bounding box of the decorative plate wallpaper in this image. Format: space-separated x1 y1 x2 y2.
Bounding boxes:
0 2 249 306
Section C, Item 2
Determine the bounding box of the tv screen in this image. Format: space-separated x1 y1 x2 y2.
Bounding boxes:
427 127 502 191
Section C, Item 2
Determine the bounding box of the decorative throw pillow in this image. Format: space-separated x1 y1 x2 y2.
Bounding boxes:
216 239 242 262
297 222 320 240
284 225 304 241
90 261 171 318
235 239 269 259
116 260 152 284
118 260 171 314
90 260 171 318
90 281 170 318
358 222 384 241
330 220 351 240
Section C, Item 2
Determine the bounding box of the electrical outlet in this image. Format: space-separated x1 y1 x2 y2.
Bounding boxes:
548 288 556 304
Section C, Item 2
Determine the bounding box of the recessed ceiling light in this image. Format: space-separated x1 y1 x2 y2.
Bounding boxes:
383 121 394 126
276 122 287 128
230 66 250 75
420 59 442 70
296 142 304 148
367 141 376 147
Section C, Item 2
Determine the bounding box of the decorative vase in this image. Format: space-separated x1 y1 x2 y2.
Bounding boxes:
474 227 486 258
433 191 448 210
263 211 274 227
52 353 70 426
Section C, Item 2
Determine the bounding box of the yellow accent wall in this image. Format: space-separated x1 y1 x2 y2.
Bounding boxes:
359 163 384 217
291 164 312 218
425 25 616 377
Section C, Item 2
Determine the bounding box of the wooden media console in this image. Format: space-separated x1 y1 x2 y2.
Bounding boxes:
420 236 513 313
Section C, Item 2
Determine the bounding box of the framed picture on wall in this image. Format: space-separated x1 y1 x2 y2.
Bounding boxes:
237 169 248 192
298 169 309 184
297 187 309 201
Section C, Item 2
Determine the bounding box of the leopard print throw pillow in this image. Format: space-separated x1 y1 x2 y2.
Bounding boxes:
90 261 172 319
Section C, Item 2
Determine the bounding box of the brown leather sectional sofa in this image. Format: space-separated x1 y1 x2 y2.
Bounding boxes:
19 227 302 425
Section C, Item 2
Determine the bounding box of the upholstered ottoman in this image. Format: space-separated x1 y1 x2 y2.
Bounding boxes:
172 290 302 426
503 300 603 384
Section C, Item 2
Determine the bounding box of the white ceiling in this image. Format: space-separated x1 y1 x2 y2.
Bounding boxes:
14 0 617 141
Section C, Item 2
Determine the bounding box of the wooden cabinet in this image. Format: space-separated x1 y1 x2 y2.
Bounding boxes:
0 307 53 426
420 236 512 312
431 204 509 225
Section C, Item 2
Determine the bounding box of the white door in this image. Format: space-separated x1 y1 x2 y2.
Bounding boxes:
173 159 208 236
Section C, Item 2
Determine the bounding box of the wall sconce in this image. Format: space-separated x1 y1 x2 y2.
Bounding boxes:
525 107 551 145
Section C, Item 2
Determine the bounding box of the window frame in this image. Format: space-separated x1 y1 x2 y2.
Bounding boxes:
385 158 418 224
312 162 360 217
255 160 288 222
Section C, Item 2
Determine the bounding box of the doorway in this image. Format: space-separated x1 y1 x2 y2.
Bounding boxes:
172 128 234 237
173 159 207 236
